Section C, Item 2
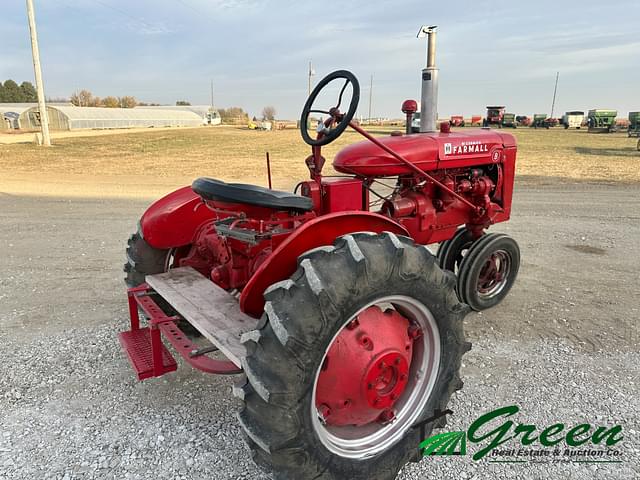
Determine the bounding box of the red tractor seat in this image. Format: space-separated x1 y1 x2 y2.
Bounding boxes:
192 178 313 212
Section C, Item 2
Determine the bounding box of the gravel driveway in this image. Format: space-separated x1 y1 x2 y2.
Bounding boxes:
1 183 638 479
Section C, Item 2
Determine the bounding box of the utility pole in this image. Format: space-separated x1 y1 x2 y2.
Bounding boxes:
308 61 315 97
26 0 51 146
368 74 373 124
550 71 559 119
210 79 214 109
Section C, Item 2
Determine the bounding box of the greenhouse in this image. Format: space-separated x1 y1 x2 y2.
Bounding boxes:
18 105 204 130
0 104 37 129
135 105 221 125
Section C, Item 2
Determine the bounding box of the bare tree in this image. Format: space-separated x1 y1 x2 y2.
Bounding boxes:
261 106 276 121
102 96 119 108
219 107 249 125
70 89 94 107
118 96 137 108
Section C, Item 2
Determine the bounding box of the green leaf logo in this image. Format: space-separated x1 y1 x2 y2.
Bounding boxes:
419 431 467 456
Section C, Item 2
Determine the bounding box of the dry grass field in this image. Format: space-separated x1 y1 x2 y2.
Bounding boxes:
0 125 638 198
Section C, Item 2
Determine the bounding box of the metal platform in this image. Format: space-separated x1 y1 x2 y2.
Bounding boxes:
118 327 177 380
145 267 260 368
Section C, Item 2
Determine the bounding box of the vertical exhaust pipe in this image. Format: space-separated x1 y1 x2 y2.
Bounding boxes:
418 25 438 132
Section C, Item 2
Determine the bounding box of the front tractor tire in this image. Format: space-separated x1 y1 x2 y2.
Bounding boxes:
235 232 470 480
456 233 520 311
436 227 478 274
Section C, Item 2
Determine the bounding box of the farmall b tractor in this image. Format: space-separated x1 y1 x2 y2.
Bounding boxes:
119 27 520 480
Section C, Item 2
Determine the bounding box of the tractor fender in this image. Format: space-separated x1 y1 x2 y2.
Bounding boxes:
239 211 409 317
139 186 215 249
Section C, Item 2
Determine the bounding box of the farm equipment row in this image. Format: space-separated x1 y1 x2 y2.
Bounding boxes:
446 109 636 133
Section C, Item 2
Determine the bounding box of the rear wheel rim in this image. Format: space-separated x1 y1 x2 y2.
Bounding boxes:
310 295 441 459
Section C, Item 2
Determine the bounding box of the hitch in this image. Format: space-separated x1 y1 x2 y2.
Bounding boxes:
118 283 241 380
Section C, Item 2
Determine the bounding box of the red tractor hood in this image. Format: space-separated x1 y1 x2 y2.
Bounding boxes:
333 129 515 176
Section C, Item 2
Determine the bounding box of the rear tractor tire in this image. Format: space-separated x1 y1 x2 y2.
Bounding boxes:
456 233 520 311
235 232 470 480
124 230 200 336
124 231 172 288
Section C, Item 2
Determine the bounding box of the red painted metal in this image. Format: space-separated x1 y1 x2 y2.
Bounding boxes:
315 306 413 427
158 322 241 375
321 178 365 213
122 93 519 382
239 211 408 317
402 100 418 134
450 115 464 127
333 130 439 176
486 106 505 125
401 99 418 114
345 121 482 214
119 284 241 377
178 206 315 291
140 186 215 249
471 115 483 126
118 328 177 380
477 251 508 294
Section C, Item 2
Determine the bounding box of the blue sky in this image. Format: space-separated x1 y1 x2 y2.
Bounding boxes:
1 0 638 119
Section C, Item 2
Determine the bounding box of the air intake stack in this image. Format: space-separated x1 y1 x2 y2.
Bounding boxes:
418 25 438 133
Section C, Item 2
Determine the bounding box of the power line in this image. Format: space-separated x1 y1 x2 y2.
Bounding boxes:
175 0 207 18
92 0 158 30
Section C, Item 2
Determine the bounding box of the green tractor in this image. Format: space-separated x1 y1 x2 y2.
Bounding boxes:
501 113 517 128
628 112 640 138
531 114 548 129
587 109 617 133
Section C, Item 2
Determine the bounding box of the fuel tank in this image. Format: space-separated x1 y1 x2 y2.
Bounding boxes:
333 129 516 177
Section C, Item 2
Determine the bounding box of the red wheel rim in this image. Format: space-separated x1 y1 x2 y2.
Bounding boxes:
310 296 441 459
477 249 511 299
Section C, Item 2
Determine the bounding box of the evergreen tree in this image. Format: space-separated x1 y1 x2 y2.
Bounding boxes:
2 80 22 102
19 81 37 102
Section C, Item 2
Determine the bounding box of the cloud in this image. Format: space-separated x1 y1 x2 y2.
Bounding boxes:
2 0 638 118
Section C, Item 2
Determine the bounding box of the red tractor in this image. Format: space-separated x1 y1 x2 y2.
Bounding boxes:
120 70 520 479
483 105 506 127
449 115 465 127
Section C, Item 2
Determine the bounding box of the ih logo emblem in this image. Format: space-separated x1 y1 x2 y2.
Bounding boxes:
444 143 452 155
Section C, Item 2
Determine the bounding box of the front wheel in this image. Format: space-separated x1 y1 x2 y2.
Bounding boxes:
456 233 520 311
436 227 478 275
235 232 470 480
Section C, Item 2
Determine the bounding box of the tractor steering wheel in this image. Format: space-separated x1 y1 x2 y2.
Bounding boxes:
300 70 360 147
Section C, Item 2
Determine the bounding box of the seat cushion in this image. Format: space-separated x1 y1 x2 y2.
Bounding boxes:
192 178 313 212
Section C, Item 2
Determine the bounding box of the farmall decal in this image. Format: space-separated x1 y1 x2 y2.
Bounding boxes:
443 141 489 156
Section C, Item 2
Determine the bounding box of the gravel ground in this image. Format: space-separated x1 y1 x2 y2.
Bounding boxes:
1 183 639 479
